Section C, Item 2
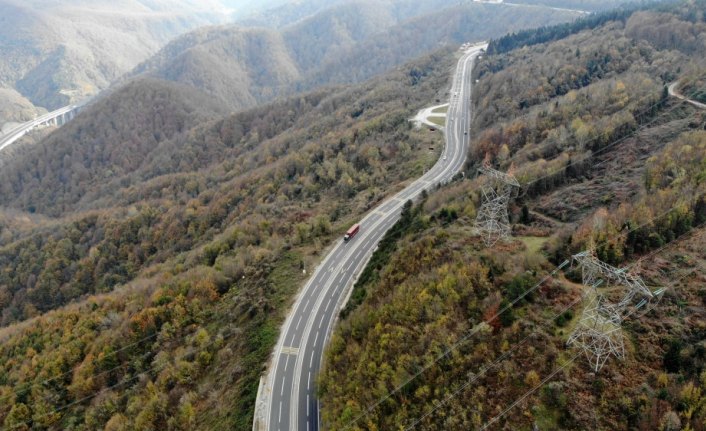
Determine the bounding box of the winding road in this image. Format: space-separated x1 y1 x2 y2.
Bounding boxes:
669 81 706 110
257 43 487 431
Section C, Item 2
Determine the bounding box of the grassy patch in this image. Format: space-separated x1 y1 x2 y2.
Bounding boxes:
431 105 449 114
532 403 562 430
428 116 446 126
519 236 549 254
268 250 308 302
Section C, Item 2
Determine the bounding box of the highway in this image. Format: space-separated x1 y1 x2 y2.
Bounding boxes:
258 43 487 431
0 104 79 153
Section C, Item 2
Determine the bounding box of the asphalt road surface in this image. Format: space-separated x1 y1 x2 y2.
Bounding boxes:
263 43 486 431
0 104 77 153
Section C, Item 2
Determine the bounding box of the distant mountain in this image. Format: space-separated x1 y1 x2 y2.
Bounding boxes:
0 0 234 127
508 0 647 12
134 0 584 111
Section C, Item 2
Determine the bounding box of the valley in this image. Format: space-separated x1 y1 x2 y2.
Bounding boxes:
0 1 705 430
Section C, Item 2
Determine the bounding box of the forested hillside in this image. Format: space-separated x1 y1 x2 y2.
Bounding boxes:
510 0 643 12
0 0 236 128
320 2 706 430
0 78 228 216
0 49 454 430
133 0 582 111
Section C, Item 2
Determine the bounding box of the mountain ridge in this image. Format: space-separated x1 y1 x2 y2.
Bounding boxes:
133 1 583 111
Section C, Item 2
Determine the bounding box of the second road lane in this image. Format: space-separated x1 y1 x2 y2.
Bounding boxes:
265 43 487 431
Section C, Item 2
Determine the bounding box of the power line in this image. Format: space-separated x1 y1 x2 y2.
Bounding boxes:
480 353 580 430
339 262 569 431
344 80 706 429
0 328 162 404
405 257 702 430
341 193 706 430
505 86 663 165
403 294 585 431
5 327 238 430
479 264 700 430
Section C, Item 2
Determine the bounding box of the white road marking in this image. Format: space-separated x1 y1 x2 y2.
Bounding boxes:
295 314 303 330
265 46 484 431
282 346 300 356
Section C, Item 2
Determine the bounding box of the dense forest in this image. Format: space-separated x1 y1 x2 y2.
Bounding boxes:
320 2 706 430
0 49 453 429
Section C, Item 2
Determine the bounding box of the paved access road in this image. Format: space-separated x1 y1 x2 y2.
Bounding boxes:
669 81 706 110
261 43 487 431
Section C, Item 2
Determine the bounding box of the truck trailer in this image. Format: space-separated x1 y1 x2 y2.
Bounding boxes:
344 224 360 242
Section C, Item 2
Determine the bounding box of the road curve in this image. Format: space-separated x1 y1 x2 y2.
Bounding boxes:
258 43 486 431
0 104 79 153
669 81 706 110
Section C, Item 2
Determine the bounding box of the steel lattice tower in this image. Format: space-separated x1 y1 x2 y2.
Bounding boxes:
474 163 519 247
572 251 657 322
567 293 626 372
567 250 663 371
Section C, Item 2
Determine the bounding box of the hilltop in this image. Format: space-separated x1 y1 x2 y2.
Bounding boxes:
133 0 584 111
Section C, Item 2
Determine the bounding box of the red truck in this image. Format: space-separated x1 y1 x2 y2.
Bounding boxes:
344 223 360 242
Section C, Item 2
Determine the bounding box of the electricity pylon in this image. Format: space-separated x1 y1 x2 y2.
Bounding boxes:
572 251 657 322
474 163 519 247
567 291 626 372
567 250 663 371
